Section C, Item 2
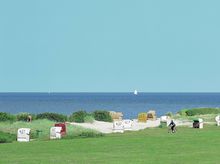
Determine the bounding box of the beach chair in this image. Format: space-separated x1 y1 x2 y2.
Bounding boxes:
17 128 31 142
50 127 62 139
122 119 133 130
113 121 124 133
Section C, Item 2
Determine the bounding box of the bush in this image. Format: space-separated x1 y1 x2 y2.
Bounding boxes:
84 115 94 123
36 113 67 122
0 131 16 143
30 131 39 139
0 112 16 122
16 113 36 121
69 111 87 123
178 109 188 116
159 122 167 128
62 131 104 139
93 110 112 122
185 108 220 116
166 112 173 117
79 131 104 138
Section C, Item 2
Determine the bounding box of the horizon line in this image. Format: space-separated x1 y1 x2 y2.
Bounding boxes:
0 91 220 94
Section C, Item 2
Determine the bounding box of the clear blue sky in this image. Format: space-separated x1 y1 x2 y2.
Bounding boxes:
0 0 220 92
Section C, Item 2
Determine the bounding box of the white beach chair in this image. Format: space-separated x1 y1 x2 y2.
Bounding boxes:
113 121 124 133
17 128 31 142
122 119 133 131
215 115 220 126
50 127 62 139
160 116 168 123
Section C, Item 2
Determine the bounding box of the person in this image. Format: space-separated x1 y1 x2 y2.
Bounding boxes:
168 120 176 133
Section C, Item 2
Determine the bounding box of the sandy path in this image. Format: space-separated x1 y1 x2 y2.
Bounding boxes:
70 119 161 134
70 119 214 134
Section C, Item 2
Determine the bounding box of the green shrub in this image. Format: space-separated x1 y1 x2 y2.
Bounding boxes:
30 131 39 139
84 115 94 123
36 113 67 122
62 131 104 139
69 111 87 123
93 110 112 122
79 131 104 138
159 122 167 128
0 112 16 122
185 108 220 116
0 131 16 143
165 112 173 117
16 113 36 121
178 109 188 116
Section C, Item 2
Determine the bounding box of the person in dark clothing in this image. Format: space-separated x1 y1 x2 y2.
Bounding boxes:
168 120 176 133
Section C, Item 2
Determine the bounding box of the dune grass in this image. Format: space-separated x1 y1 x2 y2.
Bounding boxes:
0 125 220 163
173 114 218 122
0 119 101 140
175 108 220 122
0 119 54 139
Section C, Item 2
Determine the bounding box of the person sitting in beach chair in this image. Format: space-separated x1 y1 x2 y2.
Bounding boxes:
168 120 176 133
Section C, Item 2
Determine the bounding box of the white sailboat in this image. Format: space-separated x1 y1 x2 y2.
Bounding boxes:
134 90 138 95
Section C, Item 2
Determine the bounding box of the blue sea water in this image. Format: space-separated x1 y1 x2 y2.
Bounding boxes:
0 93 220 119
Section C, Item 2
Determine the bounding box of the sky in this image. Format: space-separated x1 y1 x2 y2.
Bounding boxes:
0 0 220 92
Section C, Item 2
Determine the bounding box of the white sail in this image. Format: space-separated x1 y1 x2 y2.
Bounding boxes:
134 90 138 95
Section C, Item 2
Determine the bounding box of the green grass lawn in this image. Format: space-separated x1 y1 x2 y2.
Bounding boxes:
1 125 220 164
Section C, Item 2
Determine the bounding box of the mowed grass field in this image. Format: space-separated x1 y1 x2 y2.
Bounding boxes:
1 125 220 164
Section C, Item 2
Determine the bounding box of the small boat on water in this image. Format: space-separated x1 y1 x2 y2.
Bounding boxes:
134 90 138 95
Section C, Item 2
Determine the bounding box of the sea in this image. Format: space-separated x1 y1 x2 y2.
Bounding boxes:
0 92 220 119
